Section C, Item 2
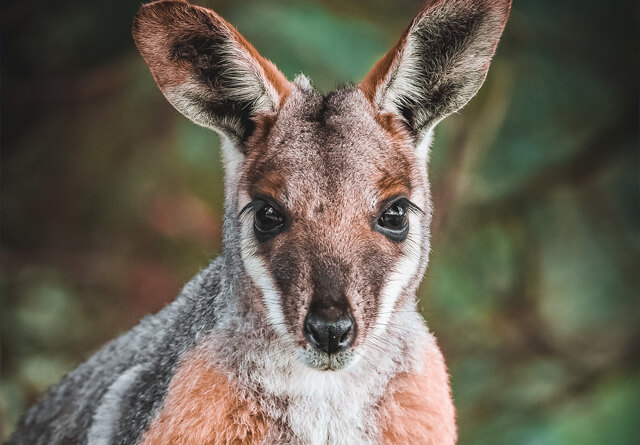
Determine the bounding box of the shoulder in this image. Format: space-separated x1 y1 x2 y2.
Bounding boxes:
378 332 457 445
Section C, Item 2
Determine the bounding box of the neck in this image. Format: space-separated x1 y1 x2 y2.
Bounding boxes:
203 280 429 443
158 248 447 444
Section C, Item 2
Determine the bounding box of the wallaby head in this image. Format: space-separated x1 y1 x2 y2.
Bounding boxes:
133 0 510 371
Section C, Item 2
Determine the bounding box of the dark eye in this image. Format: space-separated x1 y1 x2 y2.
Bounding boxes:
254 201 285 240
375 199 410 242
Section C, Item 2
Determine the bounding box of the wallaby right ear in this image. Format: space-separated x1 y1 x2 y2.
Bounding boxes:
360 0 511 142
132 0 291 144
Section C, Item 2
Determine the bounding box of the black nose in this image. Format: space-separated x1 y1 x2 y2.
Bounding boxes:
303 308 355 354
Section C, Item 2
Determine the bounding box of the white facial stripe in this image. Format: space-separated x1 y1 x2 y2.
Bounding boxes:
371 211 423 341
239 221 288 336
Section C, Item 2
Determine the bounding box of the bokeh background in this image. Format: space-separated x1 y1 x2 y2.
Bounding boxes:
1 0 638 442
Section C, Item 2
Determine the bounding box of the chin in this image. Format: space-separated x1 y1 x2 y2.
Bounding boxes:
297 347 357 372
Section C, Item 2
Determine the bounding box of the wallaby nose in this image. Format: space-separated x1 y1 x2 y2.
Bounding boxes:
303 308 355 354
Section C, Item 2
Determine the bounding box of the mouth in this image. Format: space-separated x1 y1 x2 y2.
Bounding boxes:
298 346 356 371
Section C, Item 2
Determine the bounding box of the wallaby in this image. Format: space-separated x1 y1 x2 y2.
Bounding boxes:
8 0 510 443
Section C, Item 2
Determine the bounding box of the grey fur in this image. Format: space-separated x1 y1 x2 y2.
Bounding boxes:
6 85 427 445
8 260 225 444
375 0 511 138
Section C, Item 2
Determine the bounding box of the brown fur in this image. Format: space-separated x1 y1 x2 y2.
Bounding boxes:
360 0 511 135
360 34 408 105
5 1 515 443
225 20 291 103
132 1 194 89
132 1 290 101
379 340 457 444
141 345 271 444
249 170 287 201
376 177 411 201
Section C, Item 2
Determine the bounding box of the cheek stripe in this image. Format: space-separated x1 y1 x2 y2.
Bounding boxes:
371 212 422 340
240 222 288 336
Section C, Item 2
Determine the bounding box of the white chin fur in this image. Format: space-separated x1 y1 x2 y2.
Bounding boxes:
297 345 356 371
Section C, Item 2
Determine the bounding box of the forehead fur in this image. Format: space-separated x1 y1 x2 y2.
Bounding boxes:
242 85 418 208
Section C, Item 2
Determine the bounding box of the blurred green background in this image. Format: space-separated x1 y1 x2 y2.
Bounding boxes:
1 0 638 442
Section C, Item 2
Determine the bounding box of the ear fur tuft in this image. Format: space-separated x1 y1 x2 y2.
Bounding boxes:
132 0 291 143
361 0 511 138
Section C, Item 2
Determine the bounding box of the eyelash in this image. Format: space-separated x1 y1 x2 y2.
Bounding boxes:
240 198 287 242
239 197 423 242
373 197 422 242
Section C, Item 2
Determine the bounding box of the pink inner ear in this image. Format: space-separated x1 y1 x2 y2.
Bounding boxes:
378 338 457 444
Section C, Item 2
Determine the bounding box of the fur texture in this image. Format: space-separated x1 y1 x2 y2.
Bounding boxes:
139 343 271 444
379 338 457 444
132 0 290 143
361 0 511 143
8 1 511 443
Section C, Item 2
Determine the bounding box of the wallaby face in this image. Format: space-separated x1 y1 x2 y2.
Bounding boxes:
238 87 430 371
133 0 510 371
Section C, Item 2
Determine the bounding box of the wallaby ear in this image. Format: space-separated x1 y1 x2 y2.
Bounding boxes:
132 0 291 144
360 0 511 140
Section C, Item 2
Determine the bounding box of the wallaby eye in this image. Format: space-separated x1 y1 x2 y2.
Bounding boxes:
380 203 407 229
253 200 285 241
375 198 411 242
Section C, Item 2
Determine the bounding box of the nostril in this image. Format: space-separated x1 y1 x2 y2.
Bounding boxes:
304 310 356 354
304 319 321 348
338 327 351 346
336 316 354 347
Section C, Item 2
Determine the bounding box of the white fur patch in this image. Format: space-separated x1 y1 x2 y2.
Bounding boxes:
416 127 435 161
371 211 424 342
376 32 422 119
239 223 289 337
87 364 144 445
219 38 281 112
222 309 431 444
294 73 313 91
166 82 221 130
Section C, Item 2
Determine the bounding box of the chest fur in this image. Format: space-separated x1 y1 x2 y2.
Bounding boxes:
139 353 378 444
139 333 455 444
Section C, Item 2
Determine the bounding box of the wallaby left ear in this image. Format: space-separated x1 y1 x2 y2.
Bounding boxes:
360 0 511 140
132 0 291 144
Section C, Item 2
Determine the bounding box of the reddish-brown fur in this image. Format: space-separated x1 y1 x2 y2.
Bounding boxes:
141 345 271 444
378 340 457 444
360 35 407 105
133 1 290 102
142 338 455 444
249 170 286 201
225 19 291 103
